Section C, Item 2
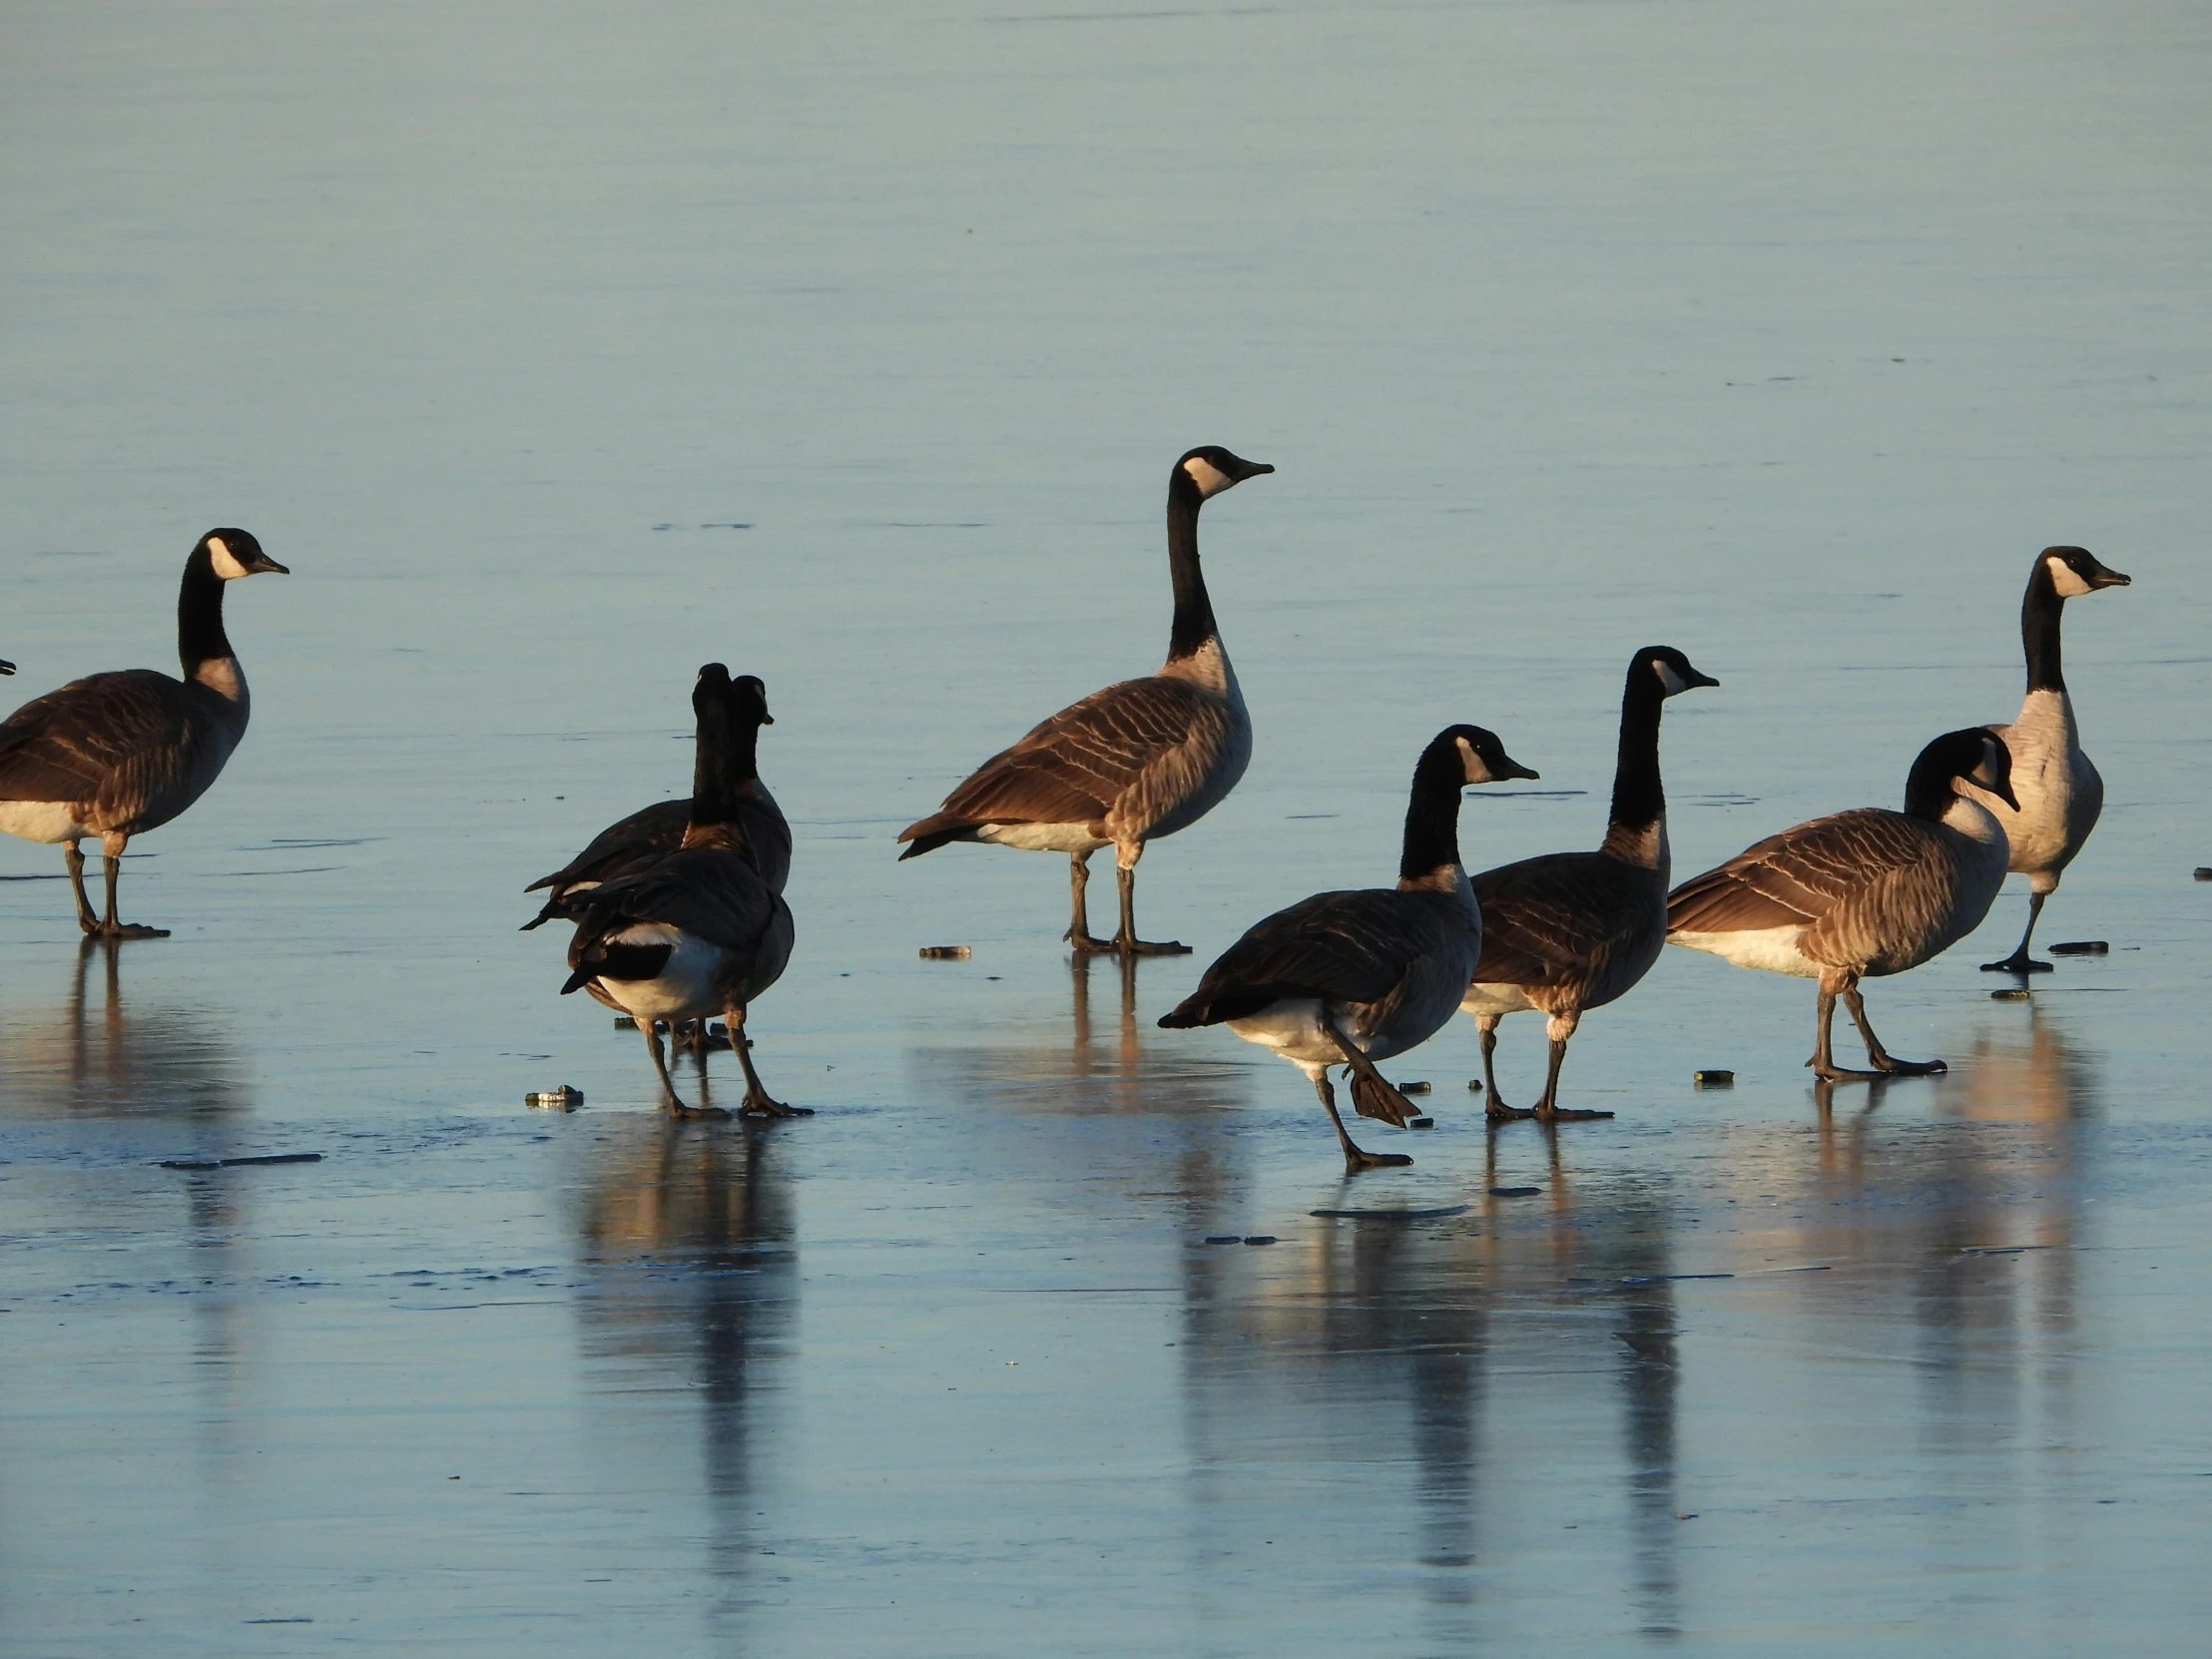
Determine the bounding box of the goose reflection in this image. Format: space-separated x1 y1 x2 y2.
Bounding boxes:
1176 1152 1688 1646
570 1113 799 1601
0 936 250 1124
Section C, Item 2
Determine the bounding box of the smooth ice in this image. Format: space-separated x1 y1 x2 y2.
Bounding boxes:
4 1 2211 1653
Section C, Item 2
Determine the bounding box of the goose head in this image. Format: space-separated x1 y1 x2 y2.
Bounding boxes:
2041 545 2130 598
728 672 774 728
1916 726 2019 813
202 529 288 580
1446 725 1540 786
1640 646 1720 699
1176 446 1275 501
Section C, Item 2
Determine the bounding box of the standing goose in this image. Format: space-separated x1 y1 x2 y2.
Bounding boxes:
1964 545 2131 973
1666 727 2018 1080
523 672 789 929
561 665 804 1120
897 445 1272 955
1461 647 1718 1122
0 529 287 937
1158 725 1539 1172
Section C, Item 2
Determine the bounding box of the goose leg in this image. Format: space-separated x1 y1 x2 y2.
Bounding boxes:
1309 1067 1411 1174
95 832 167 939
1109 858 1189 956
646 1019 728 1120
1807 972 1886 1080
62 841 100 933
1317 1012 1415 1169
1841 984 1944 1076
1478 1015 1530 1121
728 1004 812 1118
1979 888 2055 974
1065 852 1115 952
1531 1011 1613 1122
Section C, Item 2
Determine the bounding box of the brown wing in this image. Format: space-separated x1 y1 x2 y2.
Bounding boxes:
901 675 1209 839
573 848 786 958
0 671 215 829
527 799 691 893
1667 809 1945 942
1160 888 1461 1026
1470 851 1658 992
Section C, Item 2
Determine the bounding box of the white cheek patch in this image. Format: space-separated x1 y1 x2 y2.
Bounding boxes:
1655 660 1689 695
2045 556 2094 598
1183 456 1234 498
207 536 250 580
1454 734 1485 783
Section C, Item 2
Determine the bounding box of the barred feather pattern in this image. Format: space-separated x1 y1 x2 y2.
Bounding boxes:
1666 808 2007 977
1467 850 1669 1016
0 669 246 837
900 670 1247 856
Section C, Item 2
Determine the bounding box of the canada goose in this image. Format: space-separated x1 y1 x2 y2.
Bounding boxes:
523 673 789 929
560 665 804 1120
0 529 287 938
1158 725 1538 1172
1964 545 2131 973
1666 727 2019 1080
1461 647 1718 1122
897 445 1272 955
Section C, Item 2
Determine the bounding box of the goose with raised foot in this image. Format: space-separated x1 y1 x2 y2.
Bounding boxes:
1667 727 2018 1081
1963 545 2130 973
1159 725 1538 1172
897 445 1271 955
561 665 804 1120
0 529 287 938
524 672 789 929
1461 647 1718 1123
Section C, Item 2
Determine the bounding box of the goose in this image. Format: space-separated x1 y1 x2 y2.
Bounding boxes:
0 658 14 676
1666 726 2018 1080
1461 647 1718 1122
1963 545 2131 973
1158 724 1539 1172
0 529 287 938
523 672 789 929
897 445 1272 955
560 665 804 1120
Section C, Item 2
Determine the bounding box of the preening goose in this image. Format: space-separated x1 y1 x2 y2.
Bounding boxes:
1461 647 1718 1122
1963 545 2130 973
1666 727 2018 1081
561 665 804 1120
524 672 789 929
897 445 1271 955
1158 725 1538 1172
0 529 287 938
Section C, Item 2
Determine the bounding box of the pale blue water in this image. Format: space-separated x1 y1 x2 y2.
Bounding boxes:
4 0 2210 1653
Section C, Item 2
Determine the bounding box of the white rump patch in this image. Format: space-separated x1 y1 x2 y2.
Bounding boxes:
1669 925 1820 977
975 822 1109 854
208 535 250 580
593 923 724 1023
1183 455 1235 498
2045 554 2094 598
0 800 93 844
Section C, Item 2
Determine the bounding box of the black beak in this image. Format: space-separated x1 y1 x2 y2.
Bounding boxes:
1686 669 1721 690
249 553 289 575
760 712 775 726
1982 735 2021 811
1498 756 1540 782
1239 460 1276 480
2091 564 2131 589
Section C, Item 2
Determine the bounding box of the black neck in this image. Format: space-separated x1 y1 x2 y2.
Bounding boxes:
1165 470 1217 662
1398 733 1467 885
1903 750 1962 823
177 546 236 678
1606 664 1666 838
2021 561 2065 694
688 708 747 837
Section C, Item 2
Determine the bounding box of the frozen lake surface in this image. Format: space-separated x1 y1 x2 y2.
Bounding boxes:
4 0 2210 1652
